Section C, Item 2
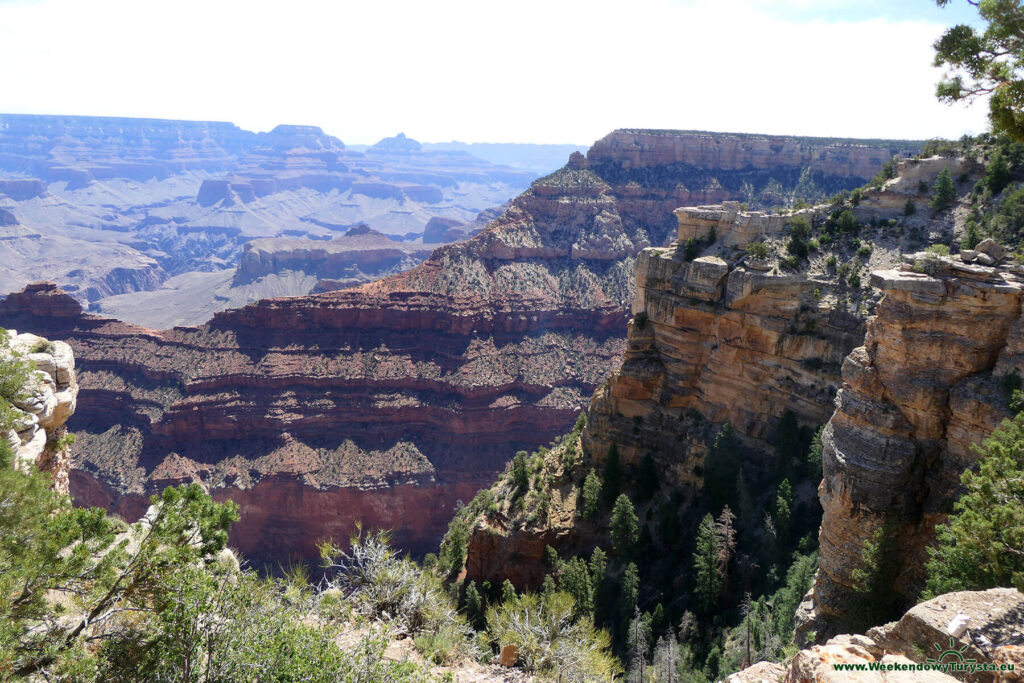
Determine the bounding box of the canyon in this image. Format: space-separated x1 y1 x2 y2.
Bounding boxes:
0 128 918 563
0 115 545 326
458 151 1024 647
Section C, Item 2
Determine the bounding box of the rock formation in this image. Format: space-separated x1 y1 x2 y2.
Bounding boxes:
0 130 912 563
802 242 1024 638
2 315 78 494
729 588 1024 682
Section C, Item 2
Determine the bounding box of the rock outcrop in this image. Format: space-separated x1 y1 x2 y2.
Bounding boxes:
2 318 78 494
729 588 1024 682
584 207 864 468
803 248 1024 638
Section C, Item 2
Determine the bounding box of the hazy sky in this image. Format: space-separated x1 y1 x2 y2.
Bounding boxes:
0 0 990 145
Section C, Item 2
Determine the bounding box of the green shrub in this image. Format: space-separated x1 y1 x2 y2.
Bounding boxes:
924 411 1024 597
904 199 917 216
485 592 618 678
926 243 951 256
745 241 770 260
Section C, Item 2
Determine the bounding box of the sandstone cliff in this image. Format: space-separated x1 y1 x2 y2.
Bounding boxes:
2 317 78 494
803 244 1024 639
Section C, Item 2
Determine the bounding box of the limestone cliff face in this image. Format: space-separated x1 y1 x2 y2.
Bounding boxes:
802 251 1024 638
584 209 864 468
462 203 871 589
2 312 78 494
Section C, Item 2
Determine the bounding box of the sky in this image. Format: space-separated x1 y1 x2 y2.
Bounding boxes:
0 0 991 145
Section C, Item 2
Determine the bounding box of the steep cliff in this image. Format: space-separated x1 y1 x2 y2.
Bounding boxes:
803 246 1024 639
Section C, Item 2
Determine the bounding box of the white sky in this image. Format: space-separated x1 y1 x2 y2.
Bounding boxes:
0 0 990 145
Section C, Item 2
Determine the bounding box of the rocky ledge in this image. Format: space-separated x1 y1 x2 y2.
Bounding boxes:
730 588 1024 683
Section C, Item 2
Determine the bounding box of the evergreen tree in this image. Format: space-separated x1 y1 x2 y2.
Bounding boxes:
850 523 902 632
621 562 640 618
704 423 741 512
904 199 917 216
541 574 556 597
581 469 602 519
931 168 956 210
590 547 608 618
464 580 484 629
925 412 1024 596
964 218 982 250
986 149 1011 194
933 0 1024 139
558 557 594 618
501 579 517 604
692 513 721 614
511 451 529 495
611 494 640 556
602 444 622 506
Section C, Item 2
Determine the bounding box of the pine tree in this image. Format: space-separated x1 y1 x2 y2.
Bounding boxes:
602 444 622 506
581 469 602 519
464 580 484 629
590 547 608 618
925 411 1024 597
931 168 956 211
986 150 1011 194
850 523 902 632
611 494 640 556
964 219 982 250
541 573 556 597
692 513 721 614
558 557 593 618
501 578 517 604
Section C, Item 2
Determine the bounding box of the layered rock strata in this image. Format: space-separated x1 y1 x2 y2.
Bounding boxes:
0 129 907 562
2 317 78 494
805 245 1024 637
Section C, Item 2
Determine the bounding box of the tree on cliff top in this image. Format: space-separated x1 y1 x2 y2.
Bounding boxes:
934 0 1024 140
924 411 1024 598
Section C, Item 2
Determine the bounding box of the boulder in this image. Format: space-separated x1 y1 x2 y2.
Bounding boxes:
976 238 1006 262
977 253 996 266
961 249 979 263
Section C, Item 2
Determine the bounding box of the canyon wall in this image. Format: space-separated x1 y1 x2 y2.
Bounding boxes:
803 248 1024 638
0 130 910 562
